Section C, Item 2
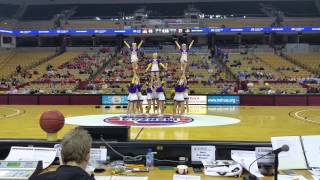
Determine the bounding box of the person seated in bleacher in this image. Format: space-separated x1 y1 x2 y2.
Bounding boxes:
30 127 94 180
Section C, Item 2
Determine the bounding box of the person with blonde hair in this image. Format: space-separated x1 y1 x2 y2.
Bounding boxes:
145 52 167 84
124 40 144 78
31 127 94 180
127 77 138 115
156 81 166 114
174 40 194 76
173 78 187 115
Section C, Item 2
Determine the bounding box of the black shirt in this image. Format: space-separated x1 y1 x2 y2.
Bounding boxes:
30 165 95 180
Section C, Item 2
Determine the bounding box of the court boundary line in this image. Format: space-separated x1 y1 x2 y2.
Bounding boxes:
291 109 320 125
134 127 145 140
0 107 25 119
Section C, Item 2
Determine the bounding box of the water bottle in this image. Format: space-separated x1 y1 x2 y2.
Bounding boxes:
146 148 154 171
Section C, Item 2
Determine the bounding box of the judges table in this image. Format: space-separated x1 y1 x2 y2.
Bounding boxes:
45 166 314 180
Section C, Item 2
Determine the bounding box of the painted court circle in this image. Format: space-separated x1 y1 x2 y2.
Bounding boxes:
65 114 240 127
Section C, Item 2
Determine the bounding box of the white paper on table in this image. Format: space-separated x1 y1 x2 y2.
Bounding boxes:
231 150 264 178
271 136 308 170
5 146 57 169
0 171 8 177
301 135 320 168
173 174 201 180
312 175 320 180
55 146 107 162
95 176 148 180
277 175 307 180
309 169 320 176
191 146 215 162
90 148 107 162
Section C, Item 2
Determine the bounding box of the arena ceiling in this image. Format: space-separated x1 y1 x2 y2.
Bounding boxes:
0 0 316 5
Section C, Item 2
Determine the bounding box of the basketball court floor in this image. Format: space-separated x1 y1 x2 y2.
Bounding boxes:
0 105 319 141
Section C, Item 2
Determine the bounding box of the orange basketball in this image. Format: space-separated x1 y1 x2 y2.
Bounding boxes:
39 110 65 133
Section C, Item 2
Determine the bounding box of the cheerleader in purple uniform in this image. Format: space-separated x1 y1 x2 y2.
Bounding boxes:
145 52 167 84
174 40 194 76
146 82 153 114
135 79 143 114
156 81 166 114
173 78 186 115
124 40 143 77
183 81 189 114
151 83 158 114
127 81 138 115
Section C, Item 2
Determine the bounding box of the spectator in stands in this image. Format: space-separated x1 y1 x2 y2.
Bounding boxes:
30 127 94 180
16 65 22 74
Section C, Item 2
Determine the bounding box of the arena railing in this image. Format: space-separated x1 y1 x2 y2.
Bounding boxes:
0 94 319 106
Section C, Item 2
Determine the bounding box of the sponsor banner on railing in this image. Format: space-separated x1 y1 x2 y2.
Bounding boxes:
188 95 207 105
102 95 128 105
208 96 240 105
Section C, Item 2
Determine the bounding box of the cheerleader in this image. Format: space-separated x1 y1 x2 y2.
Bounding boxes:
146 82 153 114
156 81 166 114
124 40 144 77
184 86 189 114
127 81 138 115
181 76 189 113
145 52 167 85
173 78 186 115
174 40 194 76
135 78 143 114
151 83 158 114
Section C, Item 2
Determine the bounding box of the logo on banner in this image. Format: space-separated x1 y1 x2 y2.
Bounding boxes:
103 115 193 126
188 95 207 105
102 95 128 105
208 96 240 105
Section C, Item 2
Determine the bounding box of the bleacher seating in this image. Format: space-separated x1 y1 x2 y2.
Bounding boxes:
255 53 312 79
204 18 273 28
64 20 122 29
204 17 320 28
225 53 282 80
27 51 82 81
0 48 55 78
287 53 320 74
21 82 77 94
248 82 307 94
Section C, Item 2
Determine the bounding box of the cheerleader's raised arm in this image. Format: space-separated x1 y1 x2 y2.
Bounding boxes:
123 40 144 78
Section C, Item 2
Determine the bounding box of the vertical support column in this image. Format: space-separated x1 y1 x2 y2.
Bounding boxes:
269 32 275 46
297 32 303 44
0 34 3 47
237 33 242 45
92 35 96 47
37 35 42 47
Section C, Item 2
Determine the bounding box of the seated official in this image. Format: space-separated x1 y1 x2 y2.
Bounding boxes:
30 127 95 180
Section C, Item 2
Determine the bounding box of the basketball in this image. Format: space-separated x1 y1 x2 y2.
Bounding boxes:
39 110 65 133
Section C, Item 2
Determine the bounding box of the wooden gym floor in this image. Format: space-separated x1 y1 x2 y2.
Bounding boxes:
0 105 319 141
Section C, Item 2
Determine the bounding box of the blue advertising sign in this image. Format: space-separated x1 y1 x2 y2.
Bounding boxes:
208 96 240 105
102 95 128 105
1 26 320 36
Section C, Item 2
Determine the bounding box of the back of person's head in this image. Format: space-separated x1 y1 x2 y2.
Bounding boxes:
61 127 92 164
